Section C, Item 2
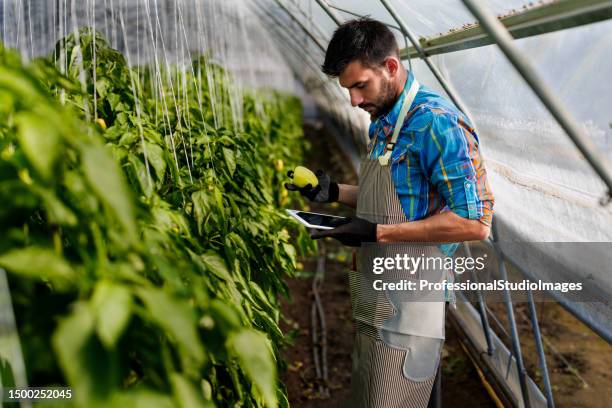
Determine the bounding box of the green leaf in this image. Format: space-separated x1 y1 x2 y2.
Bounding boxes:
109 390 174 408
0 357 16 389
249 281 274 313
143 141 166 181
81 144 137 243
0 67 44 104
209 299 242 334
191 190 211 235
118 131 139 146
0 247 74 285
53 302 118 406
137 287 205 367
222 147 236 176
170 373 213 408
95 78 110 98
128 155 153 197
200 252 231 281
14 111 61 179
91 281 132 348
282 243 297 269
226 329 277 407
31 185 78 226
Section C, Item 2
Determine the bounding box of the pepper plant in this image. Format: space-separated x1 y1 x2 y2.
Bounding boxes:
0 29 313 408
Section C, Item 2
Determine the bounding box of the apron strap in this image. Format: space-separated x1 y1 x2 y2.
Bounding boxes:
378 78 420 166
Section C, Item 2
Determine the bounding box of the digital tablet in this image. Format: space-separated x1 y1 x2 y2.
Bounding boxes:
286 209 350 230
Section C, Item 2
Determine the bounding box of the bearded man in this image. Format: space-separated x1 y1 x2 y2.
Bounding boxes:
286 17 494 407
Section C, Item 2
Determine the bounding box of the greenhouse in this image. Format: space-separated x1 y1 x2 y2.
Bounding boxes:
0 0 610 407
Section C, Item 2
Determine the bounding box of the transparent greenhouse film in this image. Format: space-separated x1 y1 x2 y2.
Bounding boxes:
429 21 612 236
408 18 612 339
0 0 300 94
390 0 542 38
252 0 370 157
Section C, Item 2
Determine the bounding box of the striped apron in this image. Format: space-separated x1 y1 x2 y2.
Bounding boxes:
347 79 448 408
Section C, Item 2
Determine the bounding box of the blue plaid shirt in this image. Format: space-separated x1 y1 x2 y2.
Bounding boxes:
367 71 494 257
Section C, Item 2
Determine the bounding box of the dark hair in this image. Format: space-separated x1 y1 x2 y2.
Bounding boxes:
321 17 399 77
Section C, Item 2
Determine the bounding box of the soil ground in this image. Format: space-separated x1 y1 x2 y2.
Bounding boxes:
486 301 612 408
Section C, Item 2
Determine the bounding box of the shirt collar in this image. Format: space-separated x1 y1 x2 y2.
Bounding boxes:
376 70 416 128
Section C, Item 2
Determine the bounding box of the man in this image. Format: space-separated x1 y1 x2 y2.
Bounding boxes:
286 18 494 407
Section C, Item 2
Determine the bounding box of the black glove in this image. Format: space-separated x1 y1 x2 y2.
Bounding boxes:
310 217 378 247
284 169 339 203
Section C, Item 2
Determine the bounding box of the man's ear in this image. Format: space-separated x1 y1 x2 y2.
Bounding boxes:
384 56 400 77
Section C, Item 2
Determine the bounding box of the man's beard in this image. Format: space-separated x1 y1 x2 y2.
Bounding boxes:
359 78 397 119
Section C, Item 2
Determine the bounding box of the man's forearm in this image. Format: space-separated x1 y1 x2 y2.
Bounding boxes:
338 184 359 208
376 211 489 243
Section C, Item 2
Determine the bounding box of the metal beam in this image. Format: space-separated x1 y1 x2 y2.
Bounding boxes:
492 221 532 408
526 289 556 408
256 7 329 86
255 5 368 156
272 0 327 52
464 242 495 356
460 0 612 204
314 0 343 26
479 235 612 344
287 0 335 44
401 0 612 59
378 0 476 126
450 299 549 408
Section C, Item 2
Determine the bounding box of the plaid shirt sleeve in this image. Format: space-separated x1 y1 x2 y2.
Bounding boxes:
420 112 494 225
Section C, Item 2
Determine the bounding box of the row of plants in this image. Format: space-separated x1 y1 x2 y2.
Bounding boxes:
0 29 313 407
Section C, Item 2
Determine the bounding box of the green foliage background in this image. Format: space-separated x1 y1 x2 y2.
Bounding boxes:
0 29 313 407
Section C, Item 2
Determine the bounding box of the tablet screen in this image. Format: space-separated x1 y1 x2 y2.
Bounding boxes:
295 211 349 228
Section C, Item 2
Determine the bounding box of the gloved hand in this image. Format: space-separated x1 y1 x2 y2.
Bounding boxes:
311 217 378 247
284 169 339 203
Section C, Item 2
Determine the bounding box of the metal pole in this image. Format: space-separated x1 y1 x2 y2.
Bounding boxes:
257 12 365 150
286 0 336 44
460 0 612 203
526 289 556 408
378 0 476 125
481 236 612 343
314 0 343 26
256 8 334 94
273 0 326 52
256 6 364 152
492 220 532 408
256 4 328 80
400 0 612 59
464 242 495 356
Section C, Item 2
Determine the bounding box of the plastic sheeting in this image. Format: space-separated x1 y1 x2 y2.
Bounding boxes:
413 20 612 241
0 0 302 131
420 20 612 339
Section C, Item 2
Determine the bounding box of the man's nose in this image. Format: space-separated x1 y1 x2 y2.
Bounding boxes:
349 90 363 107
